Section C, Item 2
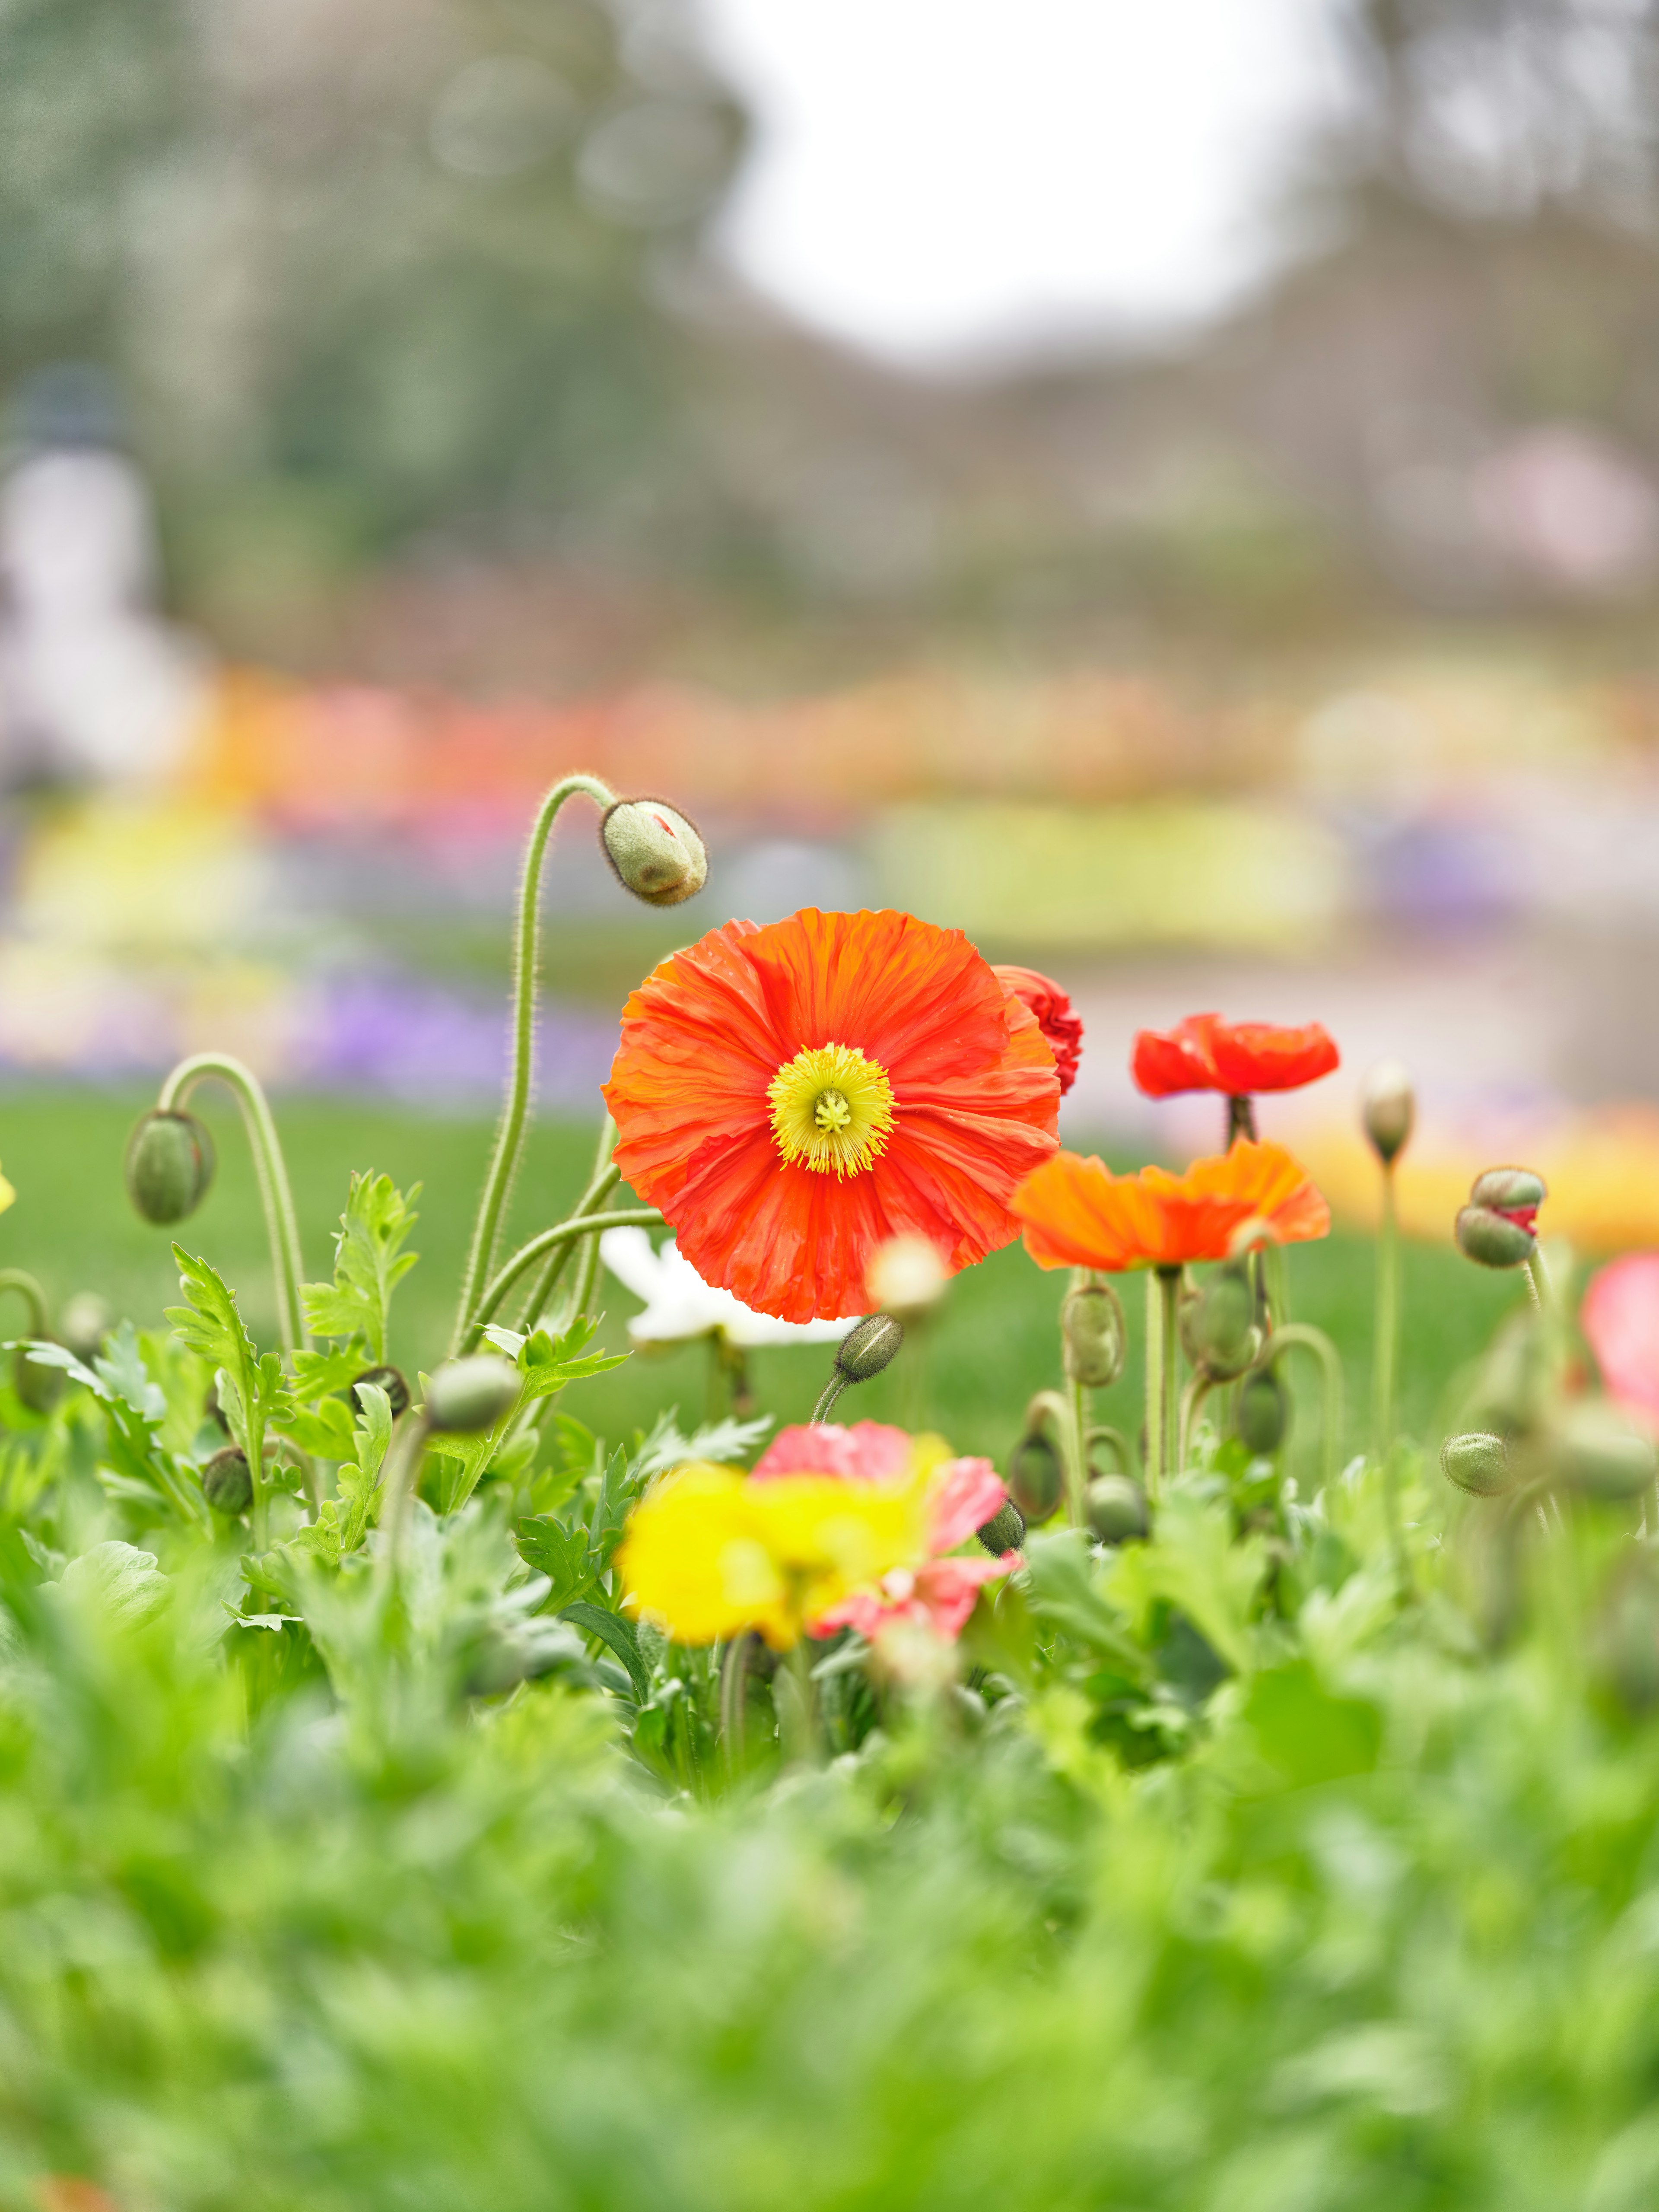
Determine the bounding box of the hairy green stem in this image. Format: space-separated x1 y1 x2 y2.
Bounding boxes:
1065 1376 1090 1526
452 774 617 1352
159 1053 308 1358
812 1372 848 1425
521 1124 621 1332
1179 1373 1214 1469
376 1412 433 1590
1264 1322 1344 1491
460 1207 661 1354
1087 1425 1133 1476
0 1269 48 1342
1145 1267 1182 1498
1371 1163 1400 1464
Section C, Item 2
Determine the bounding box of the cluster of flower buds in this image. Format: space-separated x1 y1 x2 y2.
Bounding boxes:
1455 1166 1546 1270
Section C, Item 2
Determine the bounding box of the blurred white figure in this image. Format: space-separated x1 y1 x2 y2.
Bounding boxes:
600 1226 853 1349
0 437 212 788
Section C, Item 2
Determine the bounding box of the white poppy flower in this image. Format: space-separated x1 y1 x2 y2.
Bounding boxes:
600 1227 855 1350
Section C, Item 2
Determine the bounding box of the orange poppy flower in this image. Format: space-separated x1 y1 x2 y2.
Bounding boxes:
1010 1139 1331 1272
993 964 1084 1096
604 909 1062 1322
1132 1014 1338 1099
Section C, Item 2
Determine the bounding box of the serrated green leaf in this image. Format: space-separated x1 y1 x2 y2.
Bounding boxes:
337 1382 394 1555
517 1515 594 1610
560 1600 649 1700
278 1398 357 1460
289 1345 372 1405
300 1172 419 1363
167 1246 258 1387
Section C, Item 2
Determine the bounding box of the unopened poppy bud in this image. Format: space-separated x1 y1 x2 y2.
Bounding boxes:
1085 1473 1149 1545
1469 1166 1547 1218
865 1235 948 1322
125 1109 215 1225
600 797 707 908
836 1313 903 1384
1007 1427 1064 1525
1362 1060 1414 1166
1237 1368 1287 1455
1179 1263 1259 1381
352 1363 410 1419
58 1293 112 1364
976 1498 1025 1557
12 1344 60 1414
1456 1205 1536 1269
1551 1402 1657 1500
202 1445 253 1515
424 1355 520 1434
1440 1430 1513 1497
1061 1279 1125 1388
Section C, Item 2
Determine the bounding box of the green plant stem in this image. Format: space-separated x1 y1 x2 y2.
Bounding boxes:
459 1207 661 1354
1264 1323 1344 1491
812 1372 848 1425
720 1632 751 1777
376 1412 433 1591
1226 1093 1258 1146
0 1269 49 1341
452 774 617 1352
1371 1163 1400 1464
1145 1267 1182 1499
1065 1375 1090 1526
521 1122 621 1332
1087 1425 1133 1476
1179 1374 1214 1468
158 1053 308 1358
1526 1250 1552 1310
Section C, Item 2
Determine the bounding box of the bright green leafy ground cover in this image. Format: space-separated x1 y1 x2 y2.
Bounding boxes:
0 1082 1643 2212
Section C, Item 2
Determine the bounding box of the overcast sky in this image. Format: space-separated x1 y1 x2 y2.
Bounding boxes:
693 0 1354 370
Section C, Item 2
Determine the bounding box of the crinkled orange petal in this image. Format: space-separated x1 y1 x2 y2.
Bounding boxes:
604 909 1061 1322
1012 1139 1329 1271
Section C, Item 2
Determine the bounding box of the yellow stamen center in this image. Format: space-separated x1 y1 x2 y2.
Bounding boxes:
768 1042 895 1177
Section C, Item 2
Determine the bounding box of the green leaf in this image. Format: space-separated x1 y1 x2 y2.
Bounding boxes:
516 1515 595 1610
166 1246 258 1391
276 1397 357 1461
1024 1532 1153 1683
482 1316 629 1407
299 1172 420 1363
289 1345 372 1405
634 1411 773 1479
337 1382 394 1554
1106 1491 1269 1678
561 1599 649 1700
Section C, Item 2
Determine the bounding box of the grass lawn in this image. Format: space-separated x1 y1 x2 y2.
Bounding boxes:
0 1083 1521 1471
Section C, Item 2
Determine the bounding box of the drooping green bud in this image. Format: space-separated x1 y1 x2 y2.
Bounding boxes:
1061 1279 1125 1388
424 1356 521 1434
1455 1205 1536 1269
1362 1060 1415 1166
202 1445 253 1515
352 1363 411 1419
1236 1368 1287 1455
600 798 708 907
1007 1427 1065 1526
976 1498 1026 1556
57 1292 112 1364
125 1109 215 1225
1085 1474 1149 1545
1179 1263 1260 1382
12 1341 60 1414
1550 1402 1658 1500
1440 1430 1514 1497
836 1313 904 1384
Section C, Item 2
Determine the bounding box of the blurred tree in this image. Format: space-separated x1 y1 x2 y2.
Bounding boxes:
0 0 743 623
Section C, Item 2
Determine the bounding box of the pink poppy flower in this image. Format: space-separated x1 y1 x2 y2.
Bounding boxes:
751 1420 1018 1640
1582 1253 1659 1427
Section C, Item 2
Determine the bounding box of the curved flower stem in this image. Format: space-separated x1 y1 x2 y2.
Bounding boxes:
1370 1162 1400 1463
0 1269 49 1341
1263 1322 1344 1491
452 774 617 1353
1179 1373 1215 1469
521 1120 621 1332
1144 1266 1182 1500
375 1411 432 1592
459 1207 661 1354
1087 1424 1133 1476
157 1053 307 1357
812 1372 848 1425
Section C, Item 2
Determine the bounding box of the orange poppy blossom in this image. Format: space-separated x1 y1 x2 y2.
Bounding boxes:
1010 1139 1331 1273
1132 1014 1338 1100
992 965 1084 1096
604 909 1062 1323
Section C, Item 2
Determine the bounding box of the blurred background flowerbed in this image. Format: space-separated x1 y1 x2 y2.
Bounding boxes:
4 0 1659 1425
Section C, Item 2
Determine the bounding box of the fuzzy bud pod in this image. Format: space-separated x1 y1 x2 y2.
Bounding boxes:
600 798 707 908
1085 1474 1149 1545
202 1445 253 1515
976 1498 1026 1557
1440 1430 1513 1497
352 1363 411 1419
835 1313 904 1385
1062 1280 1125 1388
58 1292 112 1364
1550 1402 1658 1500
1456 1205 1536 1269
12 1345 60 1415
424 1356 520 1435
1469 1166 1547 1217
1236 1368 1287 1455
1007 1427 1065 1526
1179 1263 1260 1382
1362 1060 1415 1166
125 1109 215 1226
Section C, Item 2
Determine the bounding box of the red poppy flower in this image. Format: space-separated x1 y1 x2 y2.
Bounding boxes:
604 909 1061 1323
992 965 1084 1096
1582 1254 1659 1428
1132 1014 1338 1099
1011 1139 1331 1272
